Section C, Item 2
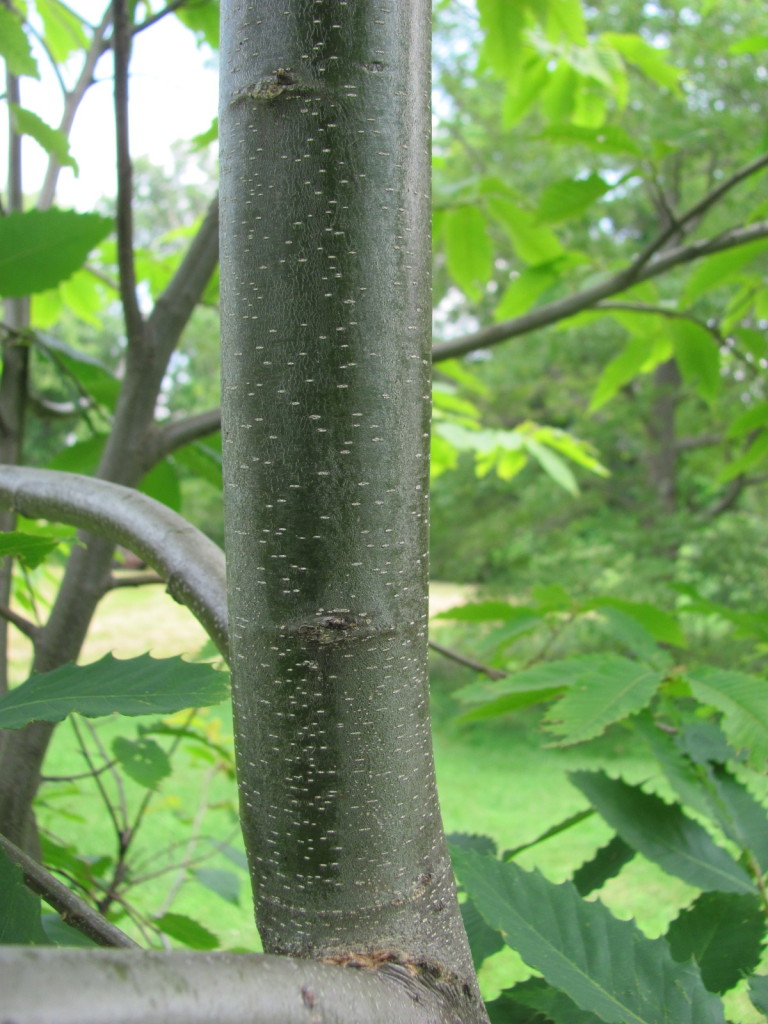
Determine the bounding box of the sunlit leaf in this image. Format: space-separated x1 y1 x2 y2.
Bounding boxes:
36 0 89 62
444 205 493 300
671 321 720 404
0 7 39 77
0 210 112 297
9 105 77 171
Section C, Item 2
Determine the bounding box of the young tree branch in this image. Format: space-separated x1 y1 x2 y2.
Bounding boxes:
0 603 39 641
0 947 472 1024
147 406 222 464
0 467 228 658
0 833 139 949
433 218 768 362
428 640 506 680
112 0 145 352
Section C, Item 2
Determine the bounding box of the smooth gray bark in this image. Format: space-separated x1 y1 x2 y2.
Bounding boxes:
219 0 485 1018
0 948 469 1024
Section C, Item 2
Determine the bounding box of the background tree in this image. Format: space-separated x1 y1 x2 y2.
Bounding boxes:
2 0 768 1021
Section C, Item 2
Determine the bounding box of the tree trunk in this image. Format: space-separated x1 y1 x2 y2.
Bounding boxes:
219 0 485 1017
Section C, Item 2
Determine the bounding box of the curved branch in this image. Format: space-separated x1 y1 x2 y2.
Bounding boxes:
148 407 221 463
0 833 138 949
0 467 228 659
0 947 472 1024
433 218 768 362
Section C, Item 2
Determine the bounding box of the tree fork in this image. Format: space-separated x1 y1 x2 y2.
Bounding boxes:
219 0 484 1014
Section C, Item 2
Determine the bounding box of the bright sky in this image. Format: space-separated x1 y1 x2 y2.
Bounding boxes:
13 3 218 209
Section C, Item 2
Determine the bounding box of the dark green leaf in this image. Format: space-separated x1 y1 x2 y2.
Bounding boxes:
486 990 553 1024
666 892 765 994
192 868 241 907
453 848 726 1024
461 897 504 968
153 912 219 950
569 771 755 894
707 766 768 874
0 654 230 729
0 531 61 569
0 209 112 297
41 914 97 947
0 846 49 945
571 835 635 896
749 976 768 1015
507 978 605 1024
448 833 498 857
112 736 172 789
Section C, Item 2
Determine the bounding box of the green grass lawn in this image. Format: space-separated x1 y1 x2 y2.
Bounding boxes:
20 579 762 1019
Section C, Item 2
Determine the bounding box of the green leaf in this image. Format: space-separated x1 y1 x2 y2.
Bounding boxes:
112 736 172 789
444 206 493 300
569 771 756 894
489 199 564 266
749 976 768 1015
0 654 230 730
601 32 683 91
571 835 635 896
683 241 768 304
503 978 604 1024
47 434 106 475
707 766 768 874
0 7 39 77
448 832 498 858
718 431 768 484
140 459 182 512
726 400 768 439
671 321 720 404
0 210 112 297
0 846 49 945
495 266 557 320
461 898 505 969
452 848 726 1024
457 687 565 723
436 601 537 623
192 868 241 907
523 438 579 495
0 531 61 569
589 598 686 648
666 892 765 994
477 0 526 77
153 912 219 950
544 656 663 746
729 34 768 55
486 988 557 1024
9 105 77 171
686 667 768 769
36 0 89 62
41 914 97 947
537 175 612 223
589 335 666 411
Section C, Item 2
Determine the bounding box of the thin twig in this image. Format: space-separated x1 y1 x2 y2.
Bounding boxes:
0 832 138 948
433 217 768 362
0 602 39 641
428 639 506 680
108 570 164 589
112 0 146 351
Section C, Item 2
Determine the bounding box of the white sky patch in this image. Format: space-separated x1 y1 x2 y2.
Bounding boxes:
6 4 218 209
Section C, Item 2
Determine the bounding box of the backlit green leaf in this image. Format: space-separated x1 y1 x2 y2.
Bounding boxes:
0 209 112 297
537 174 612 223
9 105 77 170
153 912 219 950
112 736 172 789
0 7 39 77
444 206 493 300
671 321 720 404
0 532 61 569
